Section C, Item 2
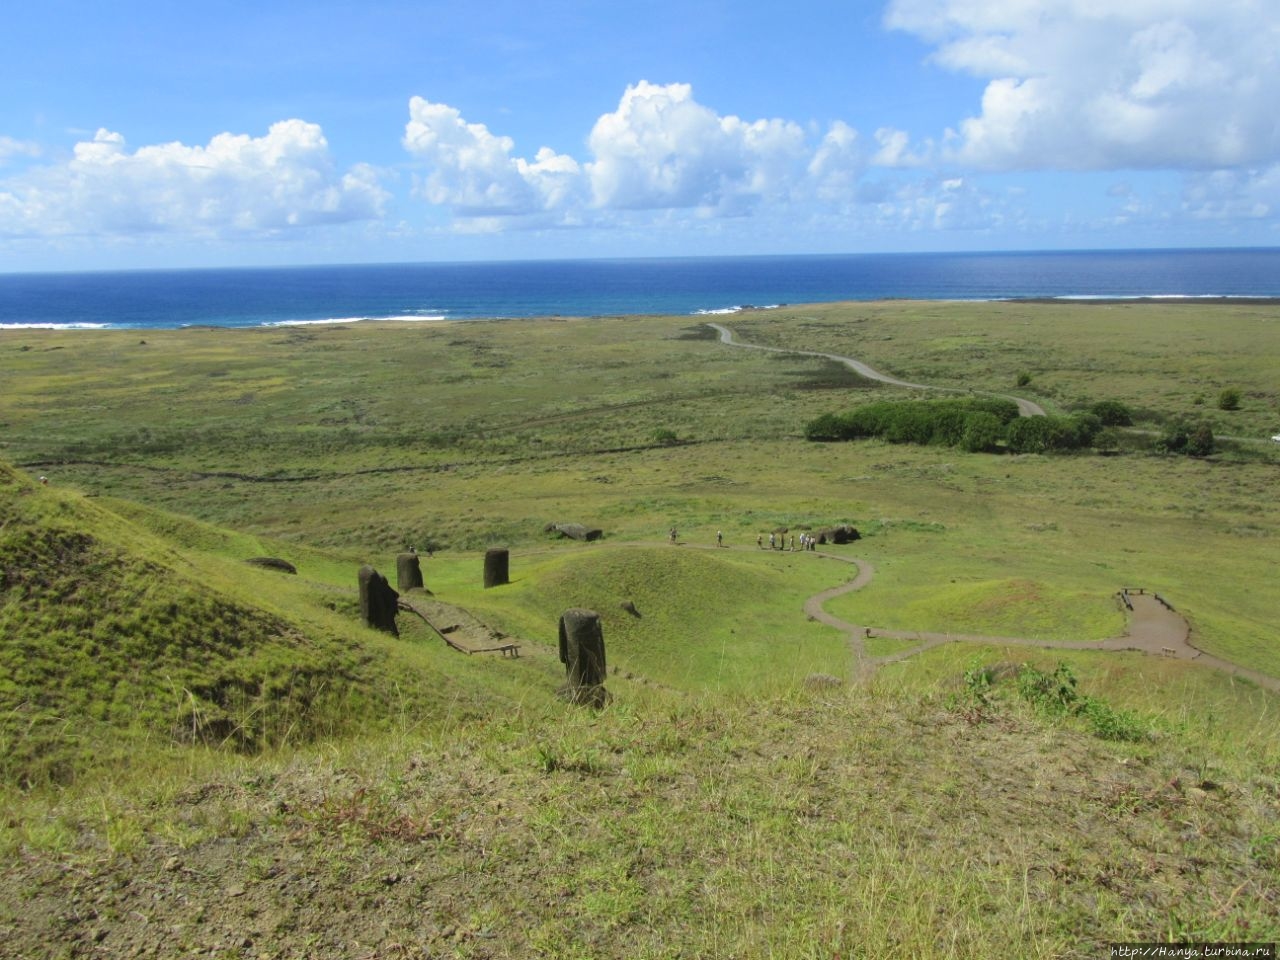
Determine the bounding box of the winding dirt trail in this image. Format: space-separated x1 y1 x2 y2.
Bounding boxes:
799 550 1280 691
701 321 1275 688
707 321 1047 417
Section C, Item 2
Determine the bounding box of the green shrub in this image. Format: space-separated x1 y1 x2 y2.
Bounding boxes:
803 413 845 442
1186 423 1215 457
1081 698 1149 742
1006 416 1054 454
1015 372 1033 387
960 412 1006 452
1218 388 1242 411
1016 662 1079 713
1089 400 1133 426
1155 421 1213 456
1068 413 1103 447
1156 422 1189 454
1015 663 1149 742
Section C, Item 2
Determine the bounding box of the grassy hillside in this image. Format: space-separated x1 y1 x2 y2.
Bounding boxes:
0 460 554 787
1 301 1278 956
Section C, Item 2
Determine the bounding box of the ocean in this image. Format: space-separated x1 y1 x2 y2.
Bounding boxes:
2 248 1280 330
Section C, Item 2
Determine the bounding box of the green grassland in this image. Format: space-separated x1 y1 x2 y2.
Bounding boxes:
1 300 1278 957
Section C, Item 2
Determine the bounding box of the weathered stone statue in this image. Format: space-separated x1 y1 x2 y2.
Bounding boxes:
396 552 425 592
358 565 399 636
484 548 510 589
558 608 609 707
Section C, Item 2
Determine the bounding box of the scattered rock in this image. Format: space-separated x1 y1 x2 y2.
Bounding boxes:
804 673 843 689
244 557 297 574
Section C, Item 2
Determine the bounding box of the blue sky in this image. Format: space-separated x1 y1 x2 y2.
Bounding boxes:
2 0 1278 271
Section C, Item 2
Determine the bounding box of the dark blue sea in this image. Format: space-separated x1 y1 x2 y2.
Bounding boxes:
3 249 1280 330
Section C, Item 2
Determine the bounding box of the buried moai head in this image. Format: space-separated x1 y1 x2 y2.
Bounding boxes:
396 552 425 593
358 564 400 636
483 548 510 589
557 608 609 707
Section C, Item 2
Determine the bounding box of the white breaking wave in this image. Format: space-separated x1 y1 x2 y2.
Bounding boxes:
1051 294 1252 301
0 322 112 330
266 314 448 327
693 304 782 316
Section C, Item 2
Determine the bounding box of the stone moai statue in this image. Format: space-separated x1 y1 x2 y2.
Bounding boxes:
396 552 425 593
358 565 399 636
557 608 609 707
483 547 510 589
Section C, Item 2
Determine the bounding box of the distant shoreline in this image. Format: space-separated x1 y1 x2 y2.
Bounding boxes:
7 295 1280 333
1008 295 1280 306
4 250 1280 330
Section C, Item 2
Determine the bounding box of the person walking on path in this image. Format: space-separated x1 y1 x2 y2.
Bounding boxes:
716 530 723 547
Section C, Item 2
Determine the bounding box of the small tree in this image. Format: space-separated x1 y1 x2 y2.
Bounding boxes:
803 413 844 442
1068 413 1103 448
1007 416 1054 454
1095 427 1123 454
960 412 1005 452
1089 399 1133 426
1186 423 1216 457
1155 422 1189 454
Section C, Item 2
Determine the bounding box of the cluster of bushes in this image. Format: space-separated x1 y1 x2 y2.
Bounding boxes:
1155 421 1216 457
805 397 1109 454
806 396 1218 458
804 398 1021 451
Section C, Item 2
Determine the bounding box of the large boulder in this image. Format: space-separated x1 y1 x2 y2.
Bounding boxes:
545 522 603 542
244 556 297 574
817 525 861 545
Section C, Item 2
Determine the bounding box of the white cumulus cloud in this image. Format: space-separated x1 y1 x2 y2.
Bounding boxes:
403 96 582 219
0 121 386 240
585 81 809 214
885 0 1280 170
403 82 860 227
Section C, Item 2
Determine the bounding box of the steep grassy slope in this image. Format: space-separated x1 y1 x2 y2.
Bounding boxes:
0 461 556 787
0 461 362 784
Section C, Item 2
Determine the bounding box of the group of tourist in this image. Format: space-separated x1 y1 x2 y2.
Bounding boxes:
668 528 822 551
753 532 819 552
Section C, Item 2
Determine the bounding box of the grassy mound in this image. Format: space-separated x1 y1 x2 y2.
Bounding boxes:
455 545 853 691
0 462 383 785
894 577 1122 640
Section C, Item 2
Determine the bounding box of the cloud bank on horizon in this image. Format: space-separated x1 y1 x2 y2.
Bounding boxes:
2 0 1278 268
